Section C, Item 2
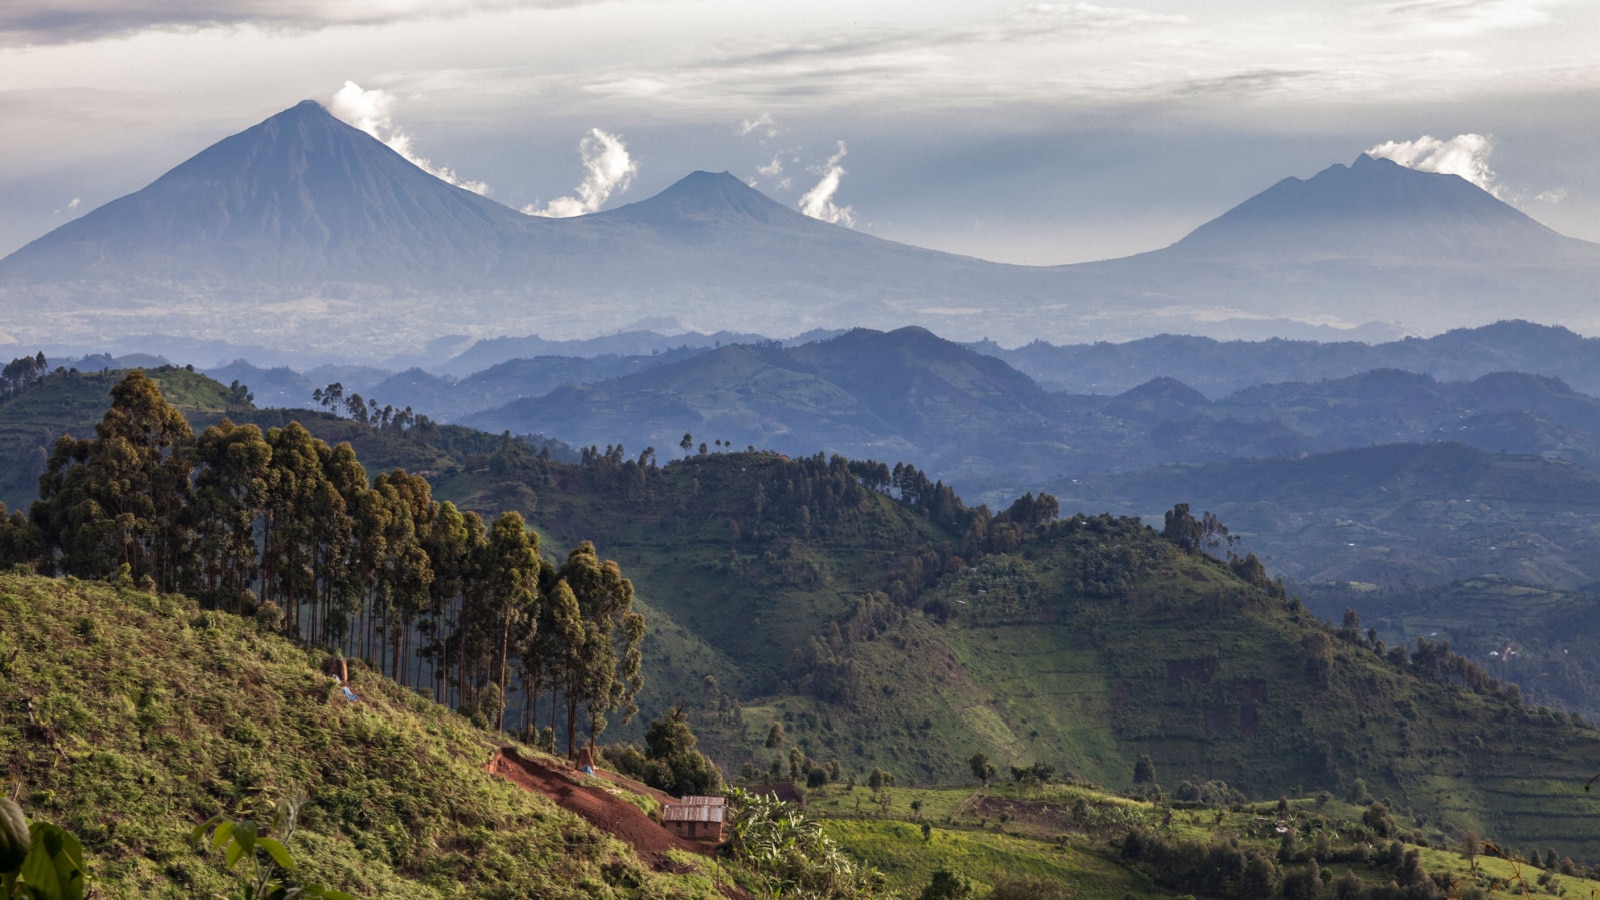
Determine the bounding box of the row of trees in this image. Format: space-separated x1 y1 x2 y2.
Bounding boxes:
11 371 643 753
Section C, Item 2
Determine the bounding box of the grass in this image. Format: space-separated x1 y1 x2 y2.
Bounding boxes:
802 778 1600 898
715 519 1600 860
0 572 729 899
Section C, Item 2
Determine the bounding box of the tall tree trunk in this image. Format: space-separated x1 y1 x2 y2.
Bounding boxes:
497 612 510 733
566 691 580 759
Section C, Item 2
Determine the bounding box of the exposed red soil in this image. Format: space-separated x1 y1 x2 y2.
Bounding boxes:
485 747 748 897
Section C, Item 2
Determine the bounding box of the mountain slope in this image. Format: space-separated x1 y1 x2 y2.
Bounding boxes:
1169 154 1588 262
1302 575 1600 722
6 101 1600 350
979 320 1600 397
0 573 729 898
744 517 1600 857
0 101 529 288
460 327 1077 483
1048 442 1600 588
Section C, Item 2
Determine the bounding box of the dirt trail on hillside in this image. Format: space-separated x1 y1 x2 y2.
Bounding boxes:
486 747 745 896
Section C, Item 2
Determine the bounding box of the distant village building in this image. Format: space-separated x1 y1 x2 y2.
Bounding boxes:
661 796 726 843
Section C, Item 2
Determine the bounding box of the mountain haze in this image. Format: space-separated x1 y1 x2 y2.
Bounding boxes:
3 102 1599 352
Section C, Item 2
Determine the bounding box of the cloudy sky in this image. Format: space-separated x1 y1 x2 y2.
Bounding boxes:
1 0 1595 265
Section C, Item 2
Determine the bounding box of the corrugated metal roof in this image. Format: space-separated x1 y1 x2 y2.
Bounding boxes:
662 804 726 823
677 795 726 806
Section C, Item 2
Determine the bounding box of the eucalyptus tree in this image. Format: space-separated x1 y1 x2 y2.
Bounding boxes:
420 501 474 704
193 419 273 613
481 512 542 732
33 370 197 591
543 577 586 753
372 470 437 687
557 541 645 755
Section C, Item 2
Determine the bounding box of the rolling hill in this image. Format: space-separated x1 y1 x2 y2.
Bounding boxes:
7 365 1600 869
1048 442 1600 589
978 320 1600 398
460 327 1079 486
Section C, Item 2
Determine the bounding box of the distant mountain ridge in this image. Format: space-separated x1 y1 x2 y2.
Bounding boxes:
3 101 1598 351
978 320 1600 397
1049 442 1600 589
445 326 1600 497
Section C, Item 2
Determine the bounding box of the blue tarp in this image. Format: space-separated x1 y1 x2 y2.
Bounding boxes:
341 686 360 702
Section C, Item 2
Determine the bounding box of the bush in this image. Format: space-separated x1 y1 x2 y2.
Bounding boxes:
991 875 1073 899
919 867 976 900
603 706 724 796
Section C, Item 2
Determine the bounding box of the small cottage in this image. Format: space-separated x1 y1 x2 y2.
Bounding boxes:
661 796 726 843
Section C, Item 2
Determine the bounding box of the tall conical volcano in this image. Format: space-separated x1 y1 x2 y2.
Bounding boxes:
0 100 528 287
2 104 1599 356
1165 154 1588 262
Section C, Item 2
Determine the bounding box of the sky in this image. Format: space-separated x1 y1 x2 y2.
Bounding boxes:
1 0 1595 266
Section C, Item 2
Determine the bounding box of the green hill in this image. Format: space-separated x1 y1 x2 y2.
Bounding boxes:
0 365 247 508
1050 443 1600 589
714 516 1600 858
1304 575 1600 722
8 365 1600 872
0 572 729 898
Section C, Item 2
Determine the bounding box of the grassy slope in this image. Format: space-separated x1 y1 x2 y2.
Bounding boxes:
808 782 1600 899
0 573 727 899
724 520 1600 858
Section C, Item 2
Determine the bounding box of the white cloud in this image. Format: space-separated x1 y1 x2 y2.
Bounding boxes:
523 128 637 217
66 197 80 209
798 141 854 227
1367 0 1565 38
0 1 601 45
757 156 783 178
1535 188 1567 203
1366 133 1502 196
739 113 778 138
328 81 490 195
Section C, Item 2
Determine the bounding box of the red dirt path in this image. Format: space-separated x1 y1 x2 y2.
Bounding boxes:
485 747 748 898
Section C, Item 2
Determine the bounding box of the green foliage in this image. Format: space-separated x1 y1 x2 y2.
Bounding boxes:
190 797 355 900
0 573 721 898
968 752 995 785
604 706 723 796
722 788 886 898
18 373 650 759
0 799 86 900
917 866 975 900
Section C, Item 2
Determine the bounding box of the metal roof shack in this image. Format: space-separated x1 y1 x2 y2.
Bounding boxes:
661 797 726 843
675 795 726 807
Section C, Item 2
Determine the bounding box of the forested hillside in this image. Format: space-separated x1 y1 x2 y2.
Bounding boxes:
5 364 1599 880
1051 442 1600 588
